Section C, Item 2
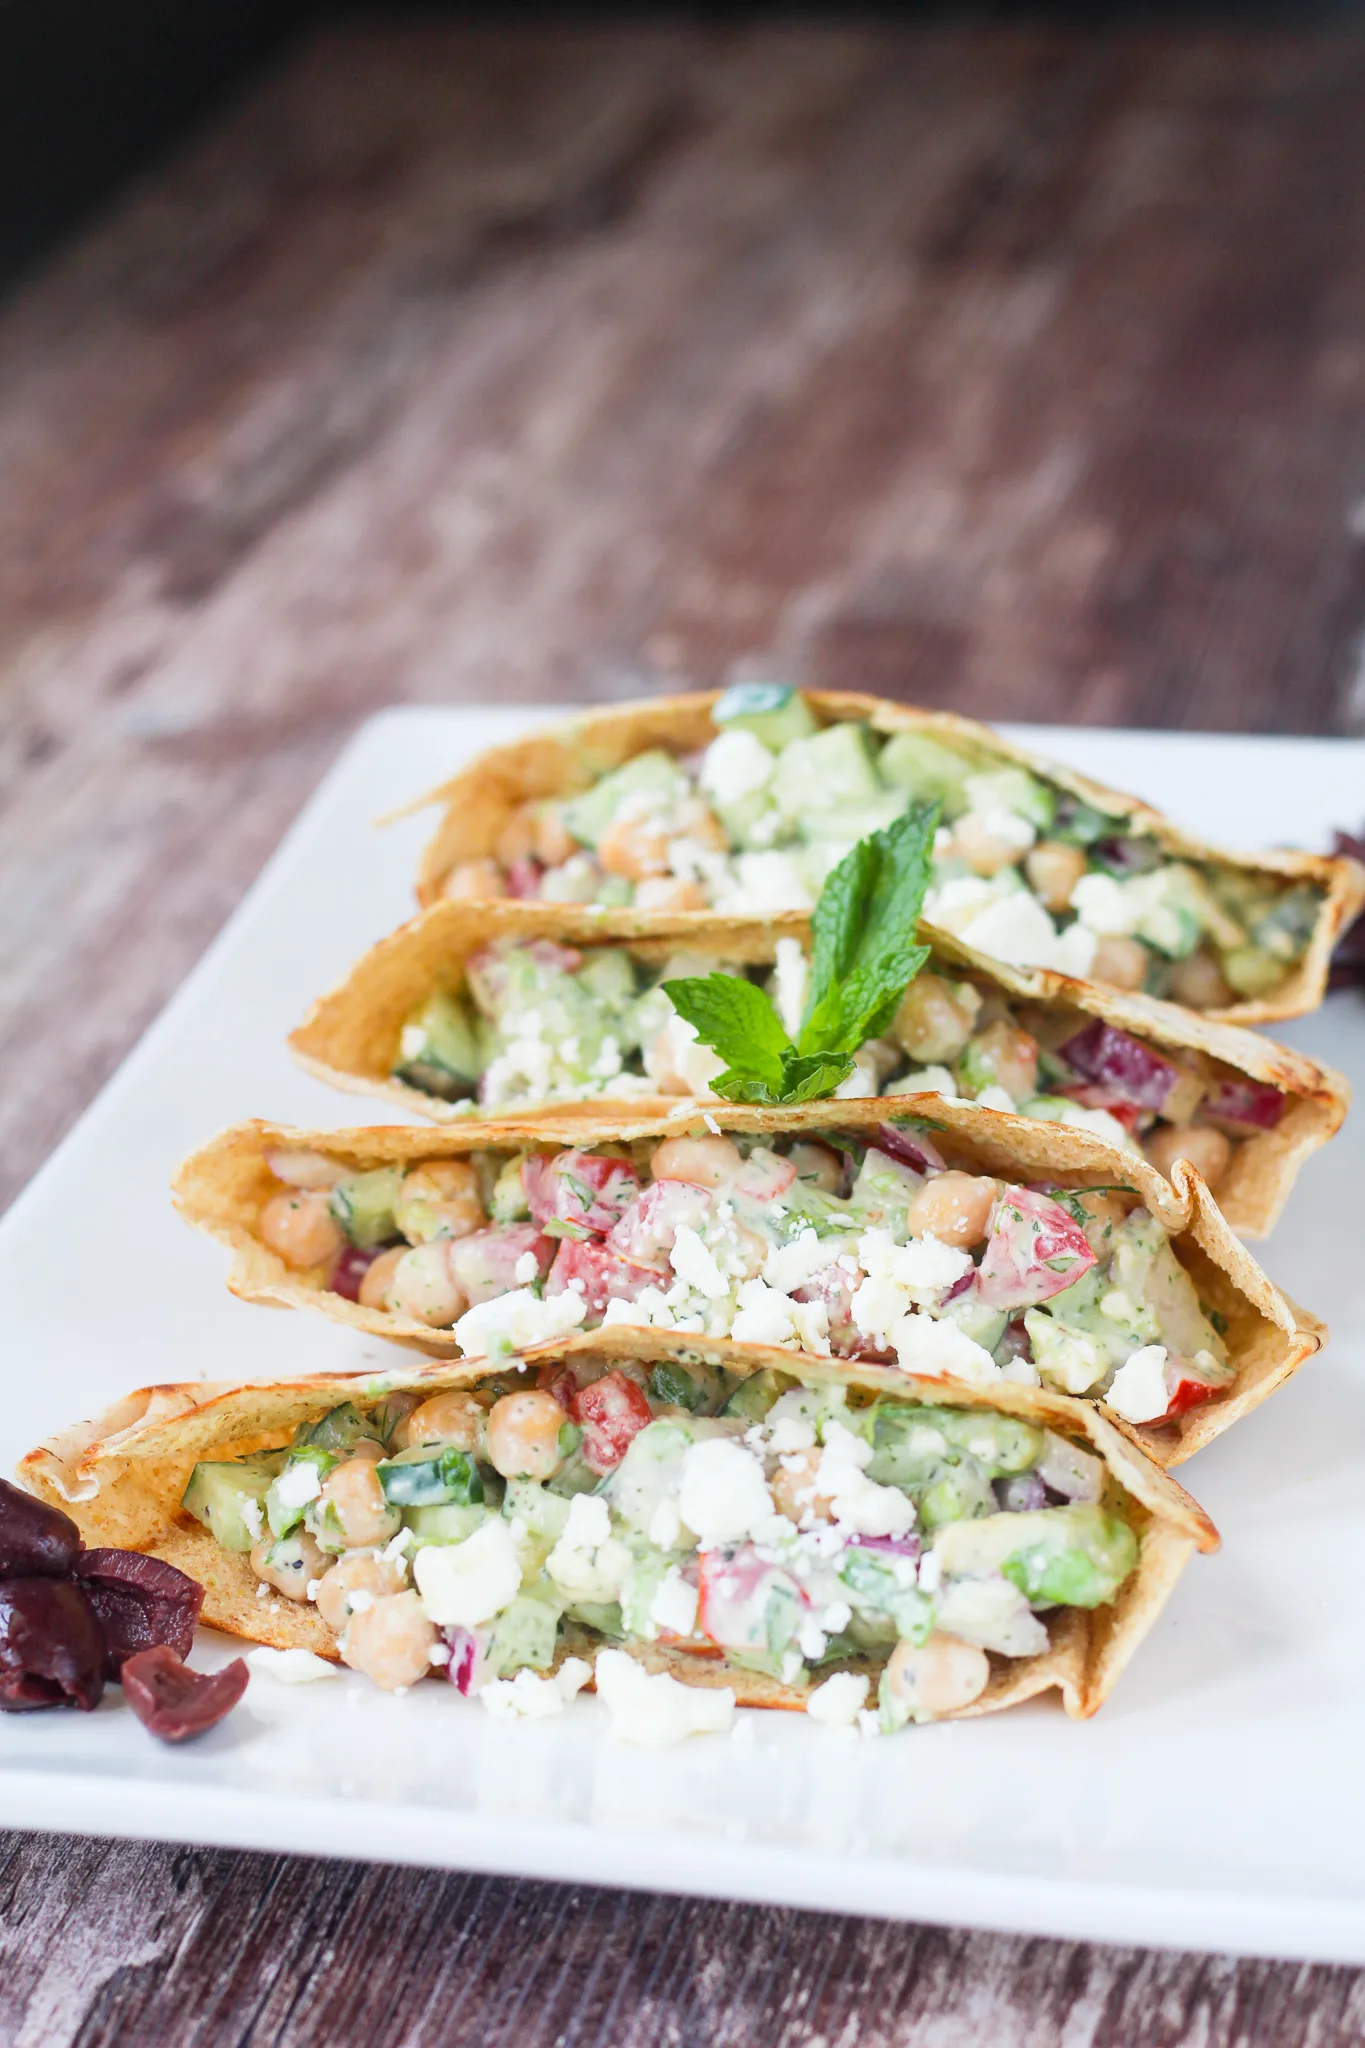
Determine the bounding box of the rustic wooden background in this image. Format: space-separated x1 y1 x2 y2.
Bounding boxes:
3 19 1365 2042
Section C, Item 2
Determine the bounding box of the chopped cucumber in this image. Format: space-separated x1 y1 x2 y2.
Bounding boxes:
712 681 818 752
294 1402 384 1455
774 722 884 822
329 1167 403 1250
719 1369 787 1423
798 793 910 844
962 767 1054 832
501 1478 571 1545
1221 945 1288 998
182 1461 274 1554
404 1501 490 1545
648 1360 730 1414
576 949 638 1007
563 751 687 849
393 989 483 1102
378 1445 484 1508
877 731 975 814
924 1408 1044 1477
486 1586 563 1676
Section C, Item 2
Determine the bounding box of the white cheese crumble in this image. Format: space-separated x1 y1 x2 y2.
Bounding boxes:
669 1225 730 1300
454 1286 586 1357
1104 1344 1171 1424
546 1494 631 1604
716 851 813 915
764 1228 853 1296
273 1460 324 1512
858 1228 973 1305
648 1568 700 1640
245 1647 338 1684
678 1438 774 1545
594 1649 735 1745
513 1251 540 1284
805 1671 869 1728
239 1497 264 1542
480 1659 592 1721
816 1423 916 1537
414 1519 522 1627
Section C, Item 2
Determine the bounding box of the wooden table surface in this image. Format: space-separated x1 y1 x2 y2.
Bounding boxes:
3 20 1364 2041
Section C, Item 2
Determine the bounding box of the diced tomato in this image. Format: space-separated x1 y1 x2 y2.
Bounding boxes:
977 1188 1097 1311
329 1245 379 1302
542 1237 658 1318
447 1224 554 1305
521 1149 641 1235
535 1364 580 1411
697 1547 808 1655
606 1180 711 1269
733 1147 798 1202
571 1370 653 1473
1162 1356 1236 1420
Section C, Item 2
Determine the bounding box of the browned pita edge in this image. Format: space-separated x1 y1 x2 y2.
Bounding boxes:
170 1103 1324 1465
286 900 1350 1240
400 689 1365 1025
16 1347 1217 1722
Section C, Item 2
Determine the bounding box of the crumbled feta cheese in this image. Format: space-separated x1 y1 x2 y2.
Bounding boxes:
1058 1104 1136 1151
480 1659 593 1721
513 1251 540 1285
414 1519 522 1627
678 1438 774 1545
973 1084 1017 1114
1055 922 1098 977
669 1225 730 1300
239 1497 264 1542
821 1600 852 1634
594 1649 735 1745
816 1424 916 1537
918 1551 943 1594
455 1287 586 1357
245 1647 339 1684
1104 1344 1172 1425
1070 872 1135 935
962 805 1036 854
649 1569 699 1639
716 851 813 915
790 1299 831 1355
936 1577 1049 1657
797 1617 828 1660
805 1671 869 1728
700 727 776 806
546 1494 631 1604
730 1277 803 1348
273 1459 324 1512
764 1227 852 1296
957 891 1070 972
859 1228 973 1304
891 1313 1001 1386
769 1415 817 1455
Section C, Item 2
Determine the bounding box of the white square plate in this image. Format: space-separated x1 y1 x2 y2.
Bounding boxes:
2 711 1363 1963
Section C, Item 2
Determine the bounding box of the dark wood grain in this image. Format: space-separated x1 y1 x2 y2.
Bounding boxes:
3 20 1365 2043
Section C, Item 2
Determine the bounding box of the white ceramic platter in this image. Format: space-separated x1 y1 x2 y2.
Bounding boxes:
2 711 1363 1963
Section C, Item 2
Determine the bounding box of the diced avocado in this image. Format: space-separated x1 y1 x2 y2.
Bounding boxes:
774 722 884 823
378 1445 484 1508
486 1586 564 1676
266 1446 337 1539
1109 1209 1226 1363
393 990 483 1102
1022 1309 1110 1396
404 1501 490 1545
962 767 1054 832
837 1547 933 1644
490 1153 530 1223
719 1369 787 1423
877 731 975 815
182 1461 274 1554
576 949 638 1008
329 1167 403 1250
938 1296 1009 1357
1002 1505 1138 1608
712 681 818 752
918 1462 996 1531
294 1402 384 1455
926 1408 1044 1476
563 751 687 849
867 1409 953 1490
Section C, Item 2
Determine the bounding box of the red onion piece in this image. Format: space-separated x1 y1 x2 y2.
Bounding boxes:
506 857 544 899
442 1626 487 1695
73 1550 204 1678
1058 1020 1178 1112
120 1646 248 1741
847 1532 921 1561
941 1269 976 1305
0 1579 105 1713
0 1477 83 1580
1200 1078 1285 1131
329 1245 379 1302
874 1123 947 1174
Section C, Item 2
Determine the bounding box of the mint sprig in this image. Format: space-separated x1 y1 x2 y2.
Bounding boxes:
664 800 939 1106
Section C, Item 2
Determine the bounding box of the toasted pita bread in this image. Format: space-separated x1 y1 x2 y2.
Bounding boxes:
402 691 1365 1026
17 1349 1218 1722
170 1102 1325 1466
287 900 1349 1239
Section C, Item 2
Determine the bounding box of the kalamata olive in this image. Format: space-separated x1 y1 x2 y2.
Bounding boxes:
120 1646 248 1741
0 1578 105 1712
73 1550 204 1679
0 1478 83 1580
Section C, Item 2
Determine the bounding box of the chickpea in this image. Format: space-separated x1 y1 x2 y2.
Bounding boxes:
673 798 728 851
1090 935 1149 992
891 974 981 1065
358 1244 406 1311
597 815 671 880
634 877 708 912
789 1140 844 1193
443 859 507 903
314 1551 408 1634
386 1243 468 1328
966 1020 1038 1102
885 1633 990 1720
1024 841 1089 914
250 1529 328 1604
396 1390 485 1454
769 1447 834 1525
348 1437 385 1464
1143 1124 1233 1192
396 1161 486 1244
650 1133 742 1189
265 1148 345 1190
906 1171 998 1249
1169 949 1234 1010
342 1590 436 1692
260 1189 345 1271
533 803 578 867
486 1390 566 1481
953 813 1031 878
320 1457 402 1548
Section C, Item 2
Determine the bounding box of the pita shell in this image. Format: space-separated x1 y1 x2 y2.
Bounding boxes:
403 689 1365 1026
17 1350 1217 1722
171 1105 1324 1466
287 900 1349 1239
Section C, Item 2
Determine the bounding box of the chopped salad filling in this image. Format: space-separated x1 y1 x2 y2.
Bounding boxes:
261 1129 1234 1429
183 1368 1141 1731
439 685 1321 1006
393 935 1281 1193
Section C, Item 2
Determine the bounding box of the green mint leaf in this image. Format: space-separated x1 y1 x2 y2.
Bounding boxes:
777 1050 857 1103
663 975 789 1092
799 801 940 1056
